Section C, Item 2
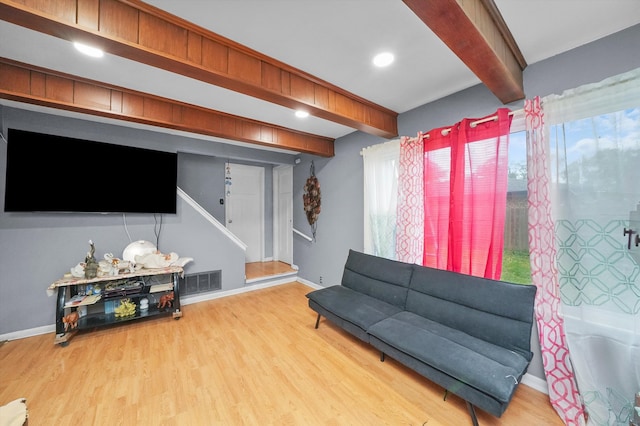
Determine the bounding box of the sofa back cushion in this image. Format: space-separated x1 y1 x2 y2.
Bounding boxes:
341 250 413 309
406 265 537 358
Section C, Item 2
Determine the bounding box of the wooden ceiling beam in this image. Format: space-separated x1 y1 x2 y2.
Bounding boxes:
0 0 398 139
403 0 526 104
0 58 335 157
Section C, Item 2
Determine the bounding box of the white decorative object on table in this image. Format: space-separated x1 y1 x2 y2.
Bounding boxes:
134 251 193 269
139 298 149 311
70 263 85 278
122 240 157 263
98 253 134 276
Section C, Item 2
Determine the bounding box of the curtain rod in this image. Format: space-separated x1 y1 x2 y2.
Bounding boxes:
360 107 525 155
424 108 523 138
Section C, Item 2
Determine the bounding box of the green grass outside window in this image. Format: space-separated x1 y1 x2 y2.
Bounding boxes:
501 250 532 285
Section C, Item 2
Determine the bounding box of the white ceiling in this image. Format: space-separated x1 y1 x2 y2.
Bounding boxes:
1 0 639 153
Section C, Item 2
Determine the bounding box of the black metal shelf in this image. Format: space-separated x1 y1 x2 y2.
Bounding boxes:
77 306 174 329
52 267 183 346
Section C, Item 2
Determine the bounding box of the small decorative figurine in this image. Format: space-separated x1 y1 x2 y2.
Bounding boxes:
139 298 149 311
98 253 134 277
158 291 174 310
70 262 85 278
84 240 98 279
114 298 136 318
62 311 80 331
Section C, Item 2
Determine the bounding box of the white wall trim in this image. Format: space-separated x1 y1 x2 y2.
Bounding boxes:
521 372 549 394
178 186 246 250
273 165 294 264
293 227 313 242
296 277 322 289
0 324 55 342
180 280 292 305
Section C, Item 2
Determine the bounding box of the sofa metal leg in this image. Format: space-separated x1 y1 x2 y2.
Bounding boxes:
465 401 479 426
314 313 321 329
380 352 385 362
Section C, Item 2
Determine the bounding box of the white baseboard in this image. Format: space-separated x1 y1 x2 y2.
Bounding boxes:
296 277 322 289
1 324 55 342
521 373 549 394
245 270 297 285
181 277 296 305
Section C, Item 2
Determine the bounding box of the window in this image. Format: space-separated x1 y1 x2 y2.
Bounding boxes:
502 127 532 284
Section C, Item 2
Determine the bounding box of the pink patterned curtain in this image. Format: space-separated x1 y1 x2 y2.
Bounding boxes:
525 96 586 425
422 109 512 279
396 135 424 264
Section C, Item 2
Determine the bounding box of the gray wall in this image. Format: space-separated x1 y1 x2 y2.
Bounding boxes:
292 24 640 382
178 153 274 258
178 152 227 221
0 109 294 335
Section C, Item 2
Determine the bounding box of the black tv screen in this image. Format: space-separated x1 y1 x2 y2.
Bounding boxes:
4 128 178 213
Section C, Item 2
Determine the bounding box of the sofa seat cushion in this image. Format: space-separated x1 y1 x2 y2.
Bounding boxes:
367 311 529 403
306 285 403 331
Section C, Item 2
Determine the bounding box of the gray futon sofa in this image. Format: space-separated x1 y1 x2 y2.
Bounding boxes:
306 249 537 425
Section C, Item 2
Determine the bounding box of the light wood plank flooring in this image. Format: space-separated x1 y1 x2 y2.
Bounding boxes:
245 261 296 281
0 282 563 425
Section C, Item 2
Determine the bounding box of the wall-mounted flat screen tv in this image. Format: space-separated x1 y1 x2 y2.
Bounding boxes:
4 128 178 214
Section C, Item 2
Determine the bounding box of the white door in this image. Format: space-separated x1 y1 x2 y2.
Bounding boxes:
225 163 264 263
273 165 293 265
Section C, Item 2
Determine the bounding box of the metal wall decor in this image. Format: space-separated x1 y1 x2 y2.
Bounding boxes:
303 161 321 240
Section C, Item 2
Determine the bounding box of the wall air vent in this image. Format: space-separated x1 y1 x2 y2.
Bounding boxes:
179 270 221 295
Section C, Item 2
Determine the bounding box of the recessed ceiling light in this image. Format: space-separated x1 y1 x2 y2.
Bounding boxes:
295 110 309 118
373 52 394 67
73 42 104 58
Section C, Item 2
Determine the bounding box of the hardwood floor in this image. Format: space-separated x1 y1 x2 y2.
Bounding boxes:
245 261 297 280
0 282 563 425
